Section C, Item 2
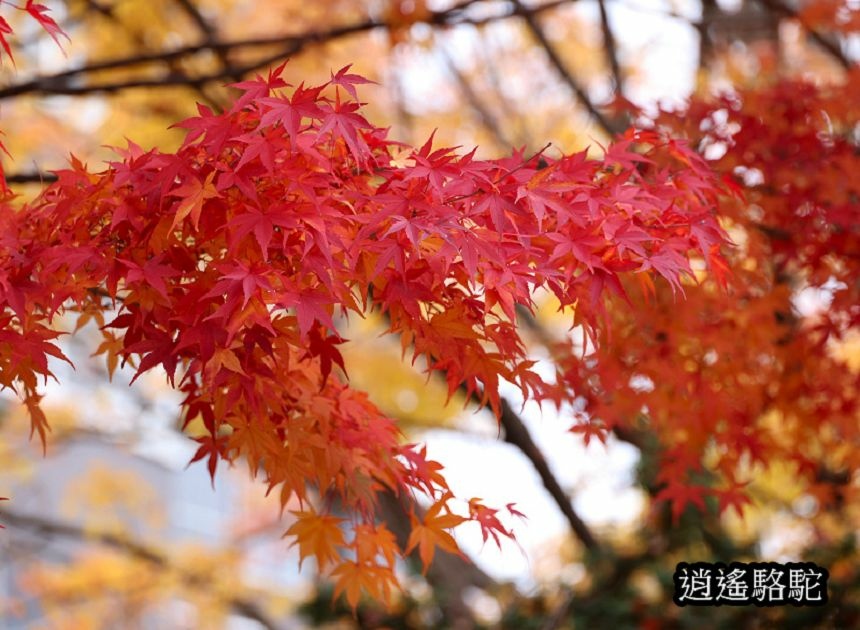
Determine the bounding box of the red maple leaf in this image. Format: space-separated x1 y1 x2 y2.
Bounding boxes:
654 481 709 524
23 1 69 50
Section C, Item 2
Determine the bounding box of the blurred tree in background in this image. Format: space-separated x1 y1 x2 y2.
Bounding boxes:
0 0 858 628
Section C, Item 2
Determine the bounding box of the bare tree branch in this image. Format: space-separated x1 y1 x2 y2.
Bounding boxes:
514 303 650 452
597 0 623 96
498 396 600 550
512 0 622 137
173 0 241 88
83 0 224 111
174 0 218 41
380 298 601 551
0 509 286 630
4 172 59 184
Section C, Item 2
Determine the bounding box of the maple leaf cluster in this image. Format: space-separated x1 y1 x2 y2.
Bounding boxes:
558 75 860 521
0 55 731 602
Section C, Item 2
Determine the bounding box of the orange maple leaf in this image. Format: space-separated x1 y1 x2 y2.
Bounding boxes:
331 560 398 610
353 523 400 568
285 510 346 571
405 498 466 572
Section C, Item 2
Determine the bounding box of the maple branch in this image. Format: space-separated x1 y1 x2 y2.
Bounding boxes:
0 22 369 100
512 0 622 137
756 0 853 70
73 0 226 111
751 221 792 241
174 0 218 42
498 396 600 550
0 509 286 630
378 279 600 552
0 46 298 97
173 0 241 88
0 20 386 99
171 0 239 110
596 0 623 96
4 171 59 184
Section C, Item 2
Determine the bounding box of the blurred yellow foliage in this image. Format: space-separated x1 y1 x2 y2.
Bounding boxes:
61 464 165 532
340 312 464 429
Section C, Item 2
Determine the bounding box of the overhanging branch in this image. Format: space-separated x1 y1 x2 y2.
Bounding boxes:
4 172 59 184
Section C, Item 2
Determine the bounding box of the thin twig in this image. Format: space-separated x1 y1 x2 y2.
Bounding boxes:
512 0 622 137
499 396 600 550
597 0 623 95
